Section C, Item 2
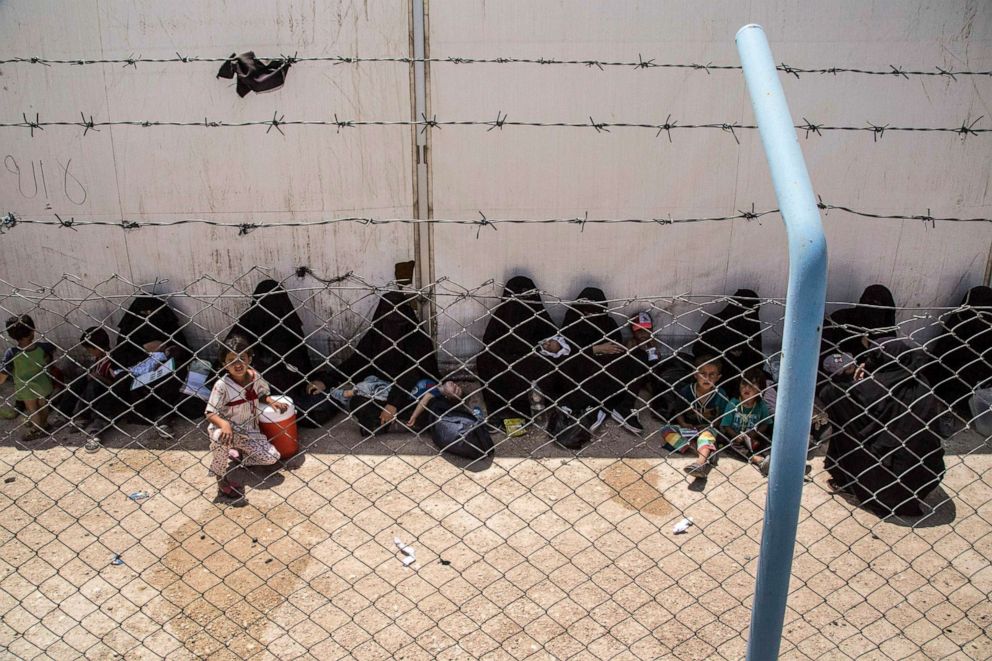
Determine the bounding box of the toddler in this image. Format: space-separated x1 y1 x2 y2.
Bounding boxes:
1 315 56 440
661 354 729 476
205 335 286 499
719 368 774 473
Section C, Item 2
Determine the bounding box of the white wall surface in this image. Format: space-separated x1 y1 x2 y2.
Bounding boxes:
0 1 990 365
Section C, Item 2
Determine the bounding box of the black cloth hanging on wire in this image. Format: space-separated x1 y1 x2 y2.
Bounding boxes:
216 52 292 97
231 280 312 395
476 276 558 420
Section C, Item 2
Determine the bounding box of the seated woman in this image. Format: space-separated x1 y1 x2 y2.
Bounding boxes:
819 337 946 517
928 286 992 413
231 279 313 397
301 291 440 433
692 288 764 391
554 287 645 438
821 284 896 359
476 276 557 425
111 294 194 438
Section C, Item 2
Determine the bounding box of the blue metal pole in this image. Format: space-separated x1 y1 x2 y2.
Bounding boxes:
736 24 828 661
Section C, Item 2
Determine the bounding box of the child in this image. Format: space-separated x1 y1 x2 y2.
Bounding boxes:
0 315 56 440
627 311 661 364
74 327 122 452
205 335 286 499
406 380 463 428
661 354 730 476
719 367 774 474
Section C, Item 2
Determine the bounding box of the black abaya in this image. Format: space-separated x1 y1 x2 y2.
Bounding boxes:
232 279 313 395
819 343 946 516
476 276 558 420
557 287 643 411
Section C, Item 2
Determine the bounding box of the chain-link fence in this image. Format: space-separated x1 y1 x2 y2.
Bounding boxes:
0 272 989 659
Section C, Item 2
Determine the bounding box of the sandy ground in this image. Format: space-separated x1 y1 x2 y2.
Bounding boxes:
0 404 990 660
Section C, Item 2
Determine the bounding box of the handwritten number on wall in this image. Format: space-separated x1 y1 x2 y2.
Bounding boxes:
4 155 87 206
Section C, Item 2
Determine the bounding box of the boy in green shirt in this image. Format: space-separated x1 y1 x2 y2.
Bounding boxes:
0 315 55 440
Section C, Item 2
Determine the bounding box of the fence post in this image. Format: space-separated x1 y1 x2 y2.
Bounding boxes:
736 24 829 660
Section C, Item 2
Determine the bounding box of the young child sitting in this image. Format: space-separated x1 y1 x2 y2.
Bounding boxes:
662 354 730 476
1 315 56 440
74 327 122 452
719 367 774 475
205 335 287 500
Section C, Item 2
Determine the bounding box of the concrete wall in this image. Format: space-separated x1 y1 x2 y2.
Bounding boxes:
1 1 990 365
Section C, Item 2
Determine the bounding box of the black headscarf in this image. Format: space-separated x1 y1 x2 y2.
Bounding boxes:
339 291 440 387
561 287 623 350
112 295 191 367
694 289 763 358
823 284 897 357
232 280 312 377
482 276 556 359
933 286 992 389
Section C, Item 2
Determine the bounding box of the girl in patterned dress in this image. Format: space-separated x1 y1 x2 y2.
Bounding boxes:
205 335 286 499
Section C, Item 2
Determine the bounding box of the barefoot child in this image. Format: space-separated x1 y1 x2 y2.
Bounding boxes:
719 367 774 473
205 335 286 499
661 354 729 476
1 315 56 440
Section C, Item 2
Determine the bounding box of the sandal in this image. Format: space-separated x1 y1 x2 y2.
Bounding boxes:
20 425 49 442
683 461 711 477
217 479 245 500
83 437 103 453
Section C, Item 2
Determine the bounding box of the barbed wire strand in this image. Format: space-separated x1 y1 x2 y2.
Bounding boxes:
1 113 988 139
2 201 988 237
0 53 990 80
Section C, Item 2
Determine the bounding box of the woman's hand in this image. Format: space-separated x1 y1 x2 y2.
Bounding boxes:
379 404 398 426
216 420 234 444
306 380 326 395
593 342 624 356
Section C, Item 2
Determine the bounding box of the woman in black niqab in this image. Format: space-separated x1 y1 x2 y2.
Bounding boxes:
693 289 764 382
232 279 313 395
558 287 644 423
476 276 557 422
930 286 992 410
111 294 193 432
819 341 946 517
822 284 897 358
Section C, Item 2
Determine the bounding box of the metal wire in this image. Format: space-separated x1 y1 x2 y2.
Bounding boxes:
1 53 990 80
2 112 988 139
0 272 987 659
2 200 987 237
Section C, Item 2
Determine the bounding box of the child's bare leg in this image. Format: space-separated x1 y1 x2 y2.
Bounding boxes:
36 399 49 429
24 399 40 429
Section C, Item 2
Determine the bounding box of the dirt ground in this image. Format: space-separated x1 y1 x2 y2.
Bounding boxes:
0 406 990 660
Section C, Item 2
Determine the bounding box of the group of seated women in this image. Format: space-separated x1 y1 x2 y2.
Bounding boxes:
39 277 991 516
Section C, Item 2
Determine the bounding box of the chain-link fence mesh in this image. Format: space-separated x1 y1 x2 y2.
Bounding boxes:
0 271 989 659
